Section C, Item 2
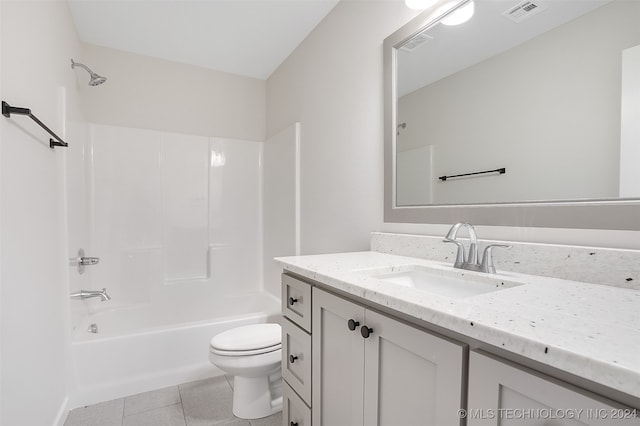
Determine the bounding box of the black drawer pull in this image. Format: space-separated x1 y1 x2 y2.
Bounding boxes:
291 422 299 426
289 354 299 363
288 297 298 306
347 319 360 331
361 326 373 339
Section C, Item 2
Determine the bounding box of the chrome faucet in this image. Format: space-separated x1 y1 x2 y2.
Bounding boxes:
70 288 111 302
444 222 478 266
443 223 510 273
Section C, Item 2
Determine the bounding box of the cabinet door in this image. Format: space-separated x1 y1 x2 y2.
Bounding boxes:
468 351 640 426
362 309 466 426
312 288 366 426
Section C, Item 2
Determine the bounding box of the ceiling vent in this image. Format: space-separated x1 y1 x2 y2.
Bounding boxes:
503 0 548 23
400 33 434 52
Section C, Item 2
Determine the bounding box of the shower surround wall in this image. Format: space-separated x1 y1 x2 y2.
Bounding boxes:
70 123 263 322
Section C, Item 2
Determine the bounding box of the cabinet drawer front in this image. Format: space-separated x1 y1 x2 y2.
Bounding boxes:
284 382 311 426
468 351 640 426
282 317 312 405
282 274 312 332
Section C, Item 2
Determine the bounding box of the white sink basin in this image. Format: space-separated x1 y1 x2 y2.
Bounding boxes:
369 265 524 299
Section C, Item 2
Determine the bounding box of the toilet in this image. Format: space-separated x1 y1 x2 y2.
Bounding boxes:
209 323 283 419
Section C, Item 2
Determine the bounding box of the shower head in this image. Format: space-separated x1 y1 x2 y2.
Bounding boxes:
71 59 107 86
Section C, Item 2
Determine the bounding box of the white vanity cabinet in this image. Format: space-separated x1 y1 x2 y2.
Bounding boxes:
312 287 466 426
467 351 640 426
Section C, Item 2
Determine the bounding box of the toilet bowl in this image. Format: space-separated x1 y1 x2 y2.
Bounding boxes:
209 323 283 419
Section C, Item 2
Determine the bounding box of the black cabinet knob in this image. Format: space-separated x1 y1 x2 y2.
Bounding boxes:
347 319 360 331
289 354 299 363
288 297 298 306
361 326 373 339
291 422 299 426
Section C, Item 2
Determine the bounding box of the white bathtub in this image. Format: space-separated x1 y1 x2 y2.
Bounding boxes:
70 291 281 408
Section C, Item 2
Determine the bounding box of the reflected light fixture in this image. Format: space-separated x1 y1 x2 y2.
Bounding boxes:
405 0 438 11
440 0 475 25
211 150 226 167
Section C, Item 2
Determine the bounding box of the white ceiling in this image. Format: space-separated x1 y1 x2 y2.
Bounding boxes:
68 0 340 80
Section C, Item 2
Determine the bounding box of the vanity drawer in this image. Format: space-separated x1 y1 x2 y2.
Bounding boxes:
284 381 311 426
282 317 312 405
282 274 312 332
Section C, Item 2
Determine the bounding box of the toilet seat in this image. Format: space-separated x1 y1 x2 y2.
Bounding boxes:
209 323 281 356
210 343 281 357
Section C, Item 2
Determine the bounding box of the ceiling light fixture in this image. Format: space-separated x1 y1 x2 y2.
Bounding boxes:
404 0 438 11
440 0 475 26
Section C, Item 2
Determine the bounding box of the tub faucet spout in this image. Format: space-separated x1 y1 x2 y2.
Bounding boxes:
70 288 111 302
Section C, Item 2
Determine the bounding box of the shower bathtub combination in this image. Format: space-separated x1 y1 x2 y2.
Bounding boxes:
66 123 292 408
70 290 280 407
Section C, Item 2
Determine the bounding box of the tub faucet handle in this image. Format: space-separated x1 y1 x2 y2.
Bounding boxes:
70 248 100 274
80 256 99 266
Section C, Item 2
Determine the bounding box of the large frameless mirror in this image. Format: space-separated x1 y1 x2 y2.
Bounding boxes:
384 0 640 229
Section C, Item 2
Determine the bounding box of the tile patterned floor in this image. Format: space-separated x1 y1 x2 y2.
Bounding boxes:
64 376 282 426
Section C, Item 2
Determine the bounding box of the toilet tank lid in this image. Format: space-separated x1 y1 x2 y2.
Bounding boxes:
210 323 281 351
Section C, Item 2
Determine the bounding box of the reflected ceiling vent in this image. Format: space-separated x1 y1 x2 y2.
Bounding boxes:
503 0 548 23
400 33 434 52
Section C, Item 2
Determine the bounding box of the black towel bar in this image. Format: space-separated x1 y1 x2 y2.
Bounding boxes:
2 100 68 149
439 167 506 182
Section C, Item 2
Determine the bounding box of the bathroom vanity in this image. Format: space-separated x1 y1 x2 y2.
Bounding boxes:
278 249 640 426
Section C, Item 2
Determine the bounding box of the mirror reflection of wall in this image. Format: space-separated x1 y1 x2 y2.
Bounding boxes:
620 43 640 197
396 0 640 206
397 143 434 206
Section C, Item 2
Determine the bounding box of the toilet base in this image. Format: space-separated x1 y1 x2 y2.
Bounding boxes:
232 373 283 419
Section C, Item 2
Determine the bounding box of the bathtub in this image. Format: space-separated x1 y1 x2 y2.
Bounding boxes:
69 291 281 408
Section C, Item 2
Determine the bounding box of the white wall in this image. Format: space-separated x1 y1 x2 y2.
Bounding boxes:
267 0 640 251
0 1 84 425
267 1 420 254
78 44 266 141
263 123 300 297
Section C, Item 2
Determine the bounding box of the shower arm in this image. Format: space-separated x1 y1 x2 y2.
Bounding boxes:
71 61 92 74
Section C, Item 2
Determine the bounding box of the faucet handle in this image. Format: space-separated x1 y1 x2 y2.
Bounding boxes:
443 238 466 267
481 244 511 274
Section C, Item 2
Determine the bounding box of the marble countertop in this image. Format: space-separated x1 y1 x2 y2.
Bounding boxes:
276 251 640 400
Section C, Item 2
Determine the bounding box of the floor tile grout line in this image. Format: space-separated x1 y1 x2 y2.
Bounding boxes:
224 374 233 390
178 384 187 426
121 387 184 419
120 398 125 426
124 402 185 419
